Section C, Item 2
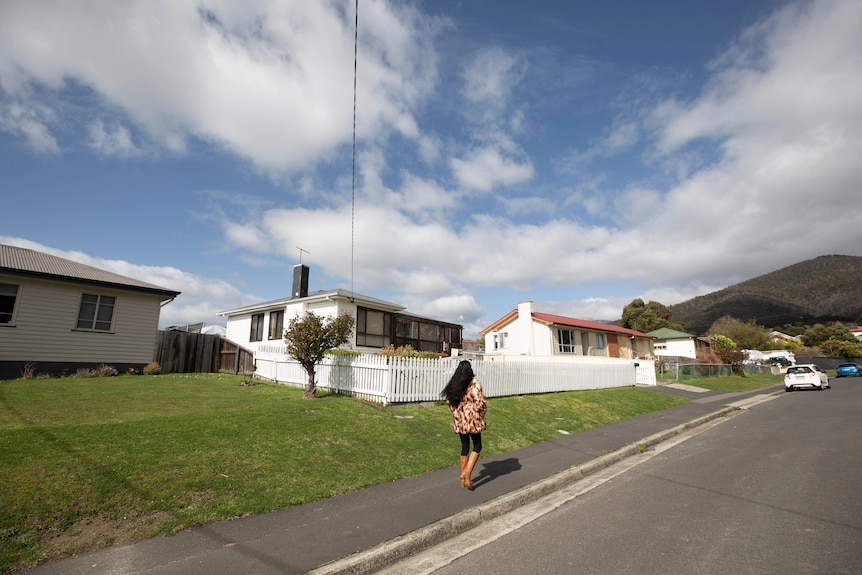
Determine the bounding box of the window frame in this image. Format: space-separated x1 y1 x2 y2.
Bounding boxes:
356 306 392 348
0 282 20 326
268 310 284 340
75 293 116 332
557 329 577 354
595 333 607 350
250 313 264 342
494 331 508 350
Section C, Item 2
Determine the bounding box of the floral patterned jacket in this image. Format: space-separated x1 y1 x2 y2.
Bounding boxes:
448 379 487 434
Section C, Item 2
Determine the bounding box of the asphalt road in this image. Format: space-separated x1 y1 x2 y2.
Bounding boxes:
408 378 862 575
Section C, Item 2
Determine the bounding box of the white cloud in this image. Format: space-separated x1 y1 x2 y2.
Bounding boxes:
0 236 262 326
462 46 525 113
88 120 140 158
450 146 534 192
0 0 444 173
0 100 58 153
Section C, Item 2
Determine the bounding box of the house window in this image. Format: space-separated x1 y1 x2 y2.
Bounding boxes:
76 294 115 331
494 332 508 350
596 333 607 349
268 310 284 340
356 307 391 348
557 329 576 354
250 313 264 342
0 283 19 325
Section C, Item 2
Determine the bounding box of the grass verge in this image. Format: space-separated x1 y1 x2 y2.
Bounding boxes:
0 373 689 572
661 372 783 392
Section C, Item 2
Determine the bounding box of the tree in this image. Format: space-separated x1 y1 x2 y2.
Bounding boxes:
709 333 746 373
284 312 355 398
801 323 830 347
820 338 862 359
621 299 681 333
707 316 771 350
827 322 856 343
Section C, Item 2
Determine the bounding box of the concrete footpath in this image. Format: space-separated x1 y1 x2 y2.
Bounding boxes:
26 384 784 575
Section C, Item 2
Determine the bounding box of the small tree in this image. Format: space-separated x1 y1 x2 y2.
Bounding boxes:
284 312 355 398
709 333 746 374
707 316 771 350
621 299 681 333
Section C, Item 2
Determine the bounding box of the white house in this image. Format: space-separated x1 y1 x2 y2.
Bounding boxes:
0 244 180 379
219 265 463 355
647 327 712 360
480 301 654 360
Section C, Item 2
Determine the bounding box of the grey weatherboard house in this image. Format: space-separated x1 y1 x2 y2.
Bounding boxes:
0 244 180 379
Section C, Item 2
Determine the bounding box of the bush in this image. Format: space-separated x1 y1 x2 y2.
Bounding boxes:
71 364 118 378
142 362 162 375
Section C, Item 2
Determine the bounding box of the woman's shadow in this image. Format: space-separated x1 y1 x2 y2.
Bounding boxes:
470 457 521 489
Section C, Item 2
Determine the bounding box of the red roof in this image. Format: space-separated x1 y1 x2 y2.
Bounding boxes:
480 308 653 338
531 312 654 338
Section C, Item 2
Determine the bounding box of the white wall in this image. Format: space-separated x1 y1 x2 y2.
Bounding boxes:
655 338 696 359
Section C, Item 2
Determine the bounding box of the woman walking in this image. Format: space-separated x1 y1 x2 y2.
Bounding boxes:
441 360 486 490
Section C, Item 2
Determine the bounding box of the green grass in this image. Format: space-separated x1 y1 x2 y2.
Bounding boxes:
663 372 783 393
0 373 687 572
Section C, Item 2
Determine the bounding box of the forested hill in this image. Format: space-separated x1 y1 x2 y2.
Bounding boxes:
669 255 862 335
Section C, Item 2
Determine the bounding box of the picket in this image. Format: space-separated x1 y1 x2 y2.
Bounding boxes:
252 349 655 405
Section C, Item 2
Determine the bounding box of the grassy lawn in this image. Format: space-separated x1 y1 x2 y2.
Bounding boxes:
659 372 784 392
0 373 689 572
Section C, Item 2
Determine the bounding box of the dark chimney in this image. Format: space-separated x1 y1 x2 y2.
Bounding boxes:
292 264 309 298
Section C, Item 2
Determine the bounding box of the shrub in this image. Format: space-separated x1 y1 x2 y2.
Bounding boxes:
379 344 419 357
68 364 118 378
142 362 162 375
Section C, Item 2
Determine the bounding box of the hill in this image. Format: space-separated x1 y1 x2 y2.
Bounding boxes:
669 255 862 334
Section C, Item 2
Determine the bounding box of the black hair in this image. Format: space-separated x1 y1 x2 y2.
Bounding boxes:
441 360 474 406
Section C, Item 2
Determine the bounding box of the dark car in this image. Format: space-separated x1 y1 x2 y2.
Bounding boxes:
836 362 862 377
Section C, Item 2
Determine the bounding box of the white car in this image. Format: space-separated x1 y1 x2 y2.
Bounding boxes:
784 364 830 391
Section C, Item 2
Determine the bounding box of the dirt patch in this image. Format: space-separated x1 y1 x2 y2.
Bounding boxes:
39 511 172 564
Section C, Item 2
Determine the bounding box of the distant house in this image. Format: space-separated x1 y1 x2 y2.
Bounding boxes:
769 330 802 344
648 327 712 360
479 301 654 360
0 244 180 379
219 265 462 355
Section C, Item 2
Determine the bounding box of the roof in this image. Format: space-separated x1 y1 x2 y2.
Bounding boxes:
481 309 653 338
219 288 406 317
0 244 180 299
532 312 654 338
647 327 696 340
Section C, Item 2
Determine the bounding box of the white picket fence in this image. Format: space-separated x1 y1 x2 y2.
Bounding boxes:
254 344 656 404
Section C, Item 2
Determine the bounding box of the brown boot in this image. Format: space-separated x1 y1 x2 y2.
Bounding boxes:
463 451 480 490
459 455 468 488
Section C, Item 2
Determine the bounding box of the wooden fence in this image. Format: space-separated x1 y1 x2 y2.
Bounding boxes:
154 331 254 375
254 344 655 404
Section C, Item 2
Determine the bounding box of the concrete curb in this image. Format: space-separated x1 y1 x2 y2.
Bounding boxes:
307 404 739 575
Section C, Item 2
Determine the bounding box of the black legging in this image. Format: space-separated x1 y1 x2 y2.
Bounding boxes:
459 433 482 456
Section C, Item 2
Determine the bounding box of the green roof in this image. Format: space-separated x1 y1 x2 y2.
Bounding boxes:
647 327 695 339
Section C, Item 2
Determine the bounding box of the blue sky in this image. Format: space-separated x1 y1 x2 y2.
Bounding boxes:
2 0 861 338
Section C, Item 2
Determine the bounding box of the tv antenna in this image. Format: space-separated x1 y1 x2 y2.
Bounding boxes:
296 246 310 265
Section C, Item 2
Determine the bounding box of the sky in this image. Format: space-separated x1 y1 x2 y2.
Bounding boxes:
2 0 861 338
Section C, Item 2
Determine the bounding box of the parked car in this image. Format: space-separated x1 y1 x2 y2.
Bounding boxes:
784 364 830 391
836 362 862 377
